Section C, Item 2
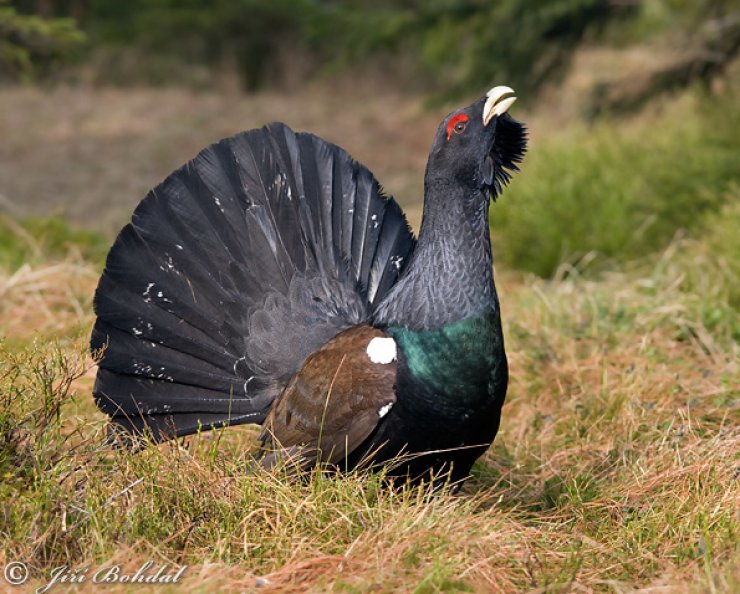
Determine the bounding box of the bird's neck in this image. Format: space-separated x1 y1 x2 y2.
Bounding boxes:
374 180 498 331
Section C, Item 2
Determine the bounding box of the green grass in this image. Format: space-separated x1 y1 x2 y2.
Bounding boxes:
1 225 737 592
493 89 740 277
0 215 108 271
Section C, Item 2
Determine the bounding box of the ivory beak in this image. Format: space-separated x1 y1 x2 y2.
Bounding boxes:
483 86 517 126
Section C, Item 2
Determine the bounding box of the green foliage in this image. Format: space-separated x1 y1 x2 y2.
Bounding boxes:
308 0 634 102
5 0 739 106
590 0 740 115
86 0 318 89
55 0 635 96
680 197 740 320
492 90 740 277
0 216 108 271
704 200 740 309
0 0 84 81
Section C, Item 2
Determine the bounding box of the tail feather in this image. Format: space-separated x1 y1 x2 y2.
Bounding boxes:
93 279 228 367
107 411 262 444
92 122 416 441
94 330 236 396
95 369 272 417
350 169 372 285
367 201 413 304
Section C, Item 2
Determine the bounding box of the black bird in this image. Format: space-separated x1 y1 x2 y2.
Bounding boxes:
91 86 526 484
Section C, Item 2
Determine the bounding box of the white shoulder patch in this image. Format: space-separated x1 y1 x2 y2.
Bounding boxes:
366 336 397 364
378 402 394 418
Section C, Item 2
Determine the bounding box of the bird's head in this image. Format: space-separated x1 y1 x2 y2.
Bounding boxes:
426 86 527 201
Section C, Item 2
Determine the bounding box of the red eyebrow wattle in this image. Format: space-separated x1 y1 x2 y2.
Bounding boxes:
446 114 470 140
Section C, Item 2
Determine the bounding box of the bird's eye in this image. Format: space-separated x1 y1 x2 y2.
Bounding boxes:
446 113 470 140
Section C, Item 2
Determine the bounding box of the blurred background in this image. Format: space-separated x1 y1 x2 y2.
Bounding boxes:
0 0 738 282
2 6 739 588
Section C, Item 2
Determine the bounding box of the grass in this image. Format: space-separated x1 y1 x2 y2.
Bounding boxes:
0 228 737 593
0 75 737 592
493 89 740 277
0 215 108 271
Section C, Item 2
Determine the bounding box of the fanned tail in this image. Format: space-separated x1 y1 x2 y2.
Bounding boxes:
92 122 416 441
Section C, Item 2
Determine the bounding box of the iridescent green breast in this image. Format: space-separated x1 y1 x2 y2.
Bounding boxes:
388 310 506 408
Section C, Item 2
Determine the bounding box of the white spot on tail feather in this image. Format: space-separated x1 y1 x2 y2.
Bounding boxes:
366 337 396 364
378 402 393 418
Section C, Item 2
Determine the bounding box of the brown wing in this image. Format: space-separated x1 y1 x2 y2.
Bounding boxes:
258 325 397 470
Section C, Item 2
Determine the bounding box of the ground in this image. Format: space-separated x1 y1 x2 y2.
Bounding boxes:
0 85 436 233
0 84 737 593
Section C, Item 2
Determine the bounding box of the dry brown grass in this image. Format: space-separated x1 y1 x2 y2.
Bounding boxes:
0 231 737 593
0 261 97 340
